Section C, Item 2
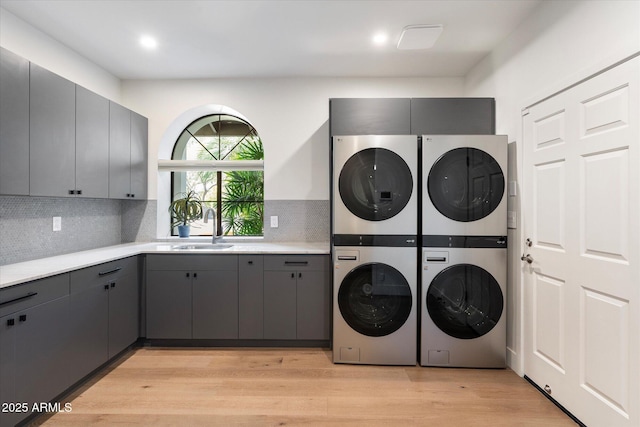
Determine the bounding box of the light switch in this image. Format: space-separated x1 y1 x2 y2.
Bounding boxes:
53 216 62 231
507 211 517 229
508 181 517 197
270 216 278 228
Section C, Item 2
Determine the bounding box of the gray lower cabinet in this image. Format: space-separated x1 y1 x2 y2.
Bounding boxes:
146 270 192 339
146 253 330 343
108 266 140 358
296 270 330 340
0 274 71 427
263 255 330 341
0 47 30 196
109 102 148 200
263 271 298 339
238 255 264 339
67 257 140 383
146 255 238 339
192 270 238 339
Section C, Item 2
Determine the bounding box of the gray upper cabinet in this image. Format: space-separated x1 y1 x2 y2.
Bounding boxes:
329 97 496 137
0 49 148 200
75 86 110 198
330 98 411 136
110 102 148 200
29 63 76 197
109 102 131 199
0 48 29 195
410 97 496 135
130 111 148 200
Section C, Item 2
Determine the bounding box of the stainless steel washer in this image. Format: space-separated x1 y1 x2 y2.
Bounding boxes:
333 246 417 365
420 244 506 368
422 135 507 237
333 135 418 237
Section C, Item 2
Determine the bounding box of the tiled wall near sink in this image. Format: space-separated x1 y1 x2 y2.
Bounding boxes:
0 197 328 265
0 196 123 265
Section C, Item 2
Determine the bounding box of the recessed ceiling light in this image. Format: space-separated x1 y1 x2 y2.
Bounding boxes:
372 32 389 46
139 35 158 50
397 25 443 50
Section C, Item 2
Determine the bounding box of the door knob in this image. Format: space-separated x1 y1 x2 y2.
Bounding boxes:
521 254 534 264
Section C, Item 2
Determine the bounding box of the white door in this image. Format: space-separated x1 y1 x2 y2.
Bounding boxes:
523 55 639 427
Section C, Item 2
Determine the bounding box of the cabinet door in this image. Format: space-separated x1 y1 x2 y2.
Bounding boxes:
109 101 131 199
68 282 109 384
238 255 264 339
192 270 239 339
0 48 29 195
146 271 191 339
75 86 109 198
14 297 71 413
296 271 330 340
30 64 76 197
0 313 18 427
330 98 411 136
108 270 139 358
410 98 496 135
129 111 148 200
263 271 297 340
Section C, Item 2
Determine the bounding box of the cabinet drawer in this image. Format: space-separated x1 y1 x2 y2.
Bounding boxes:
147 254 238 271
0 274 69 317
263 255 329 271
70 256 138 293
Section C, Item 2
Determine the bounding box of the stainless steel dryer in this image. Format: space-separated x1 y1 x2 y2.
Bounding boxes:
422 135 507 237
333 245 417 365
333 135 418 237
420 241 506 368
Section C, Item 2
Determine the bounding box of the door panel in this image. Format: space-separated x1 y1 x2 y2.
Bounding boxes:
523 56 639 426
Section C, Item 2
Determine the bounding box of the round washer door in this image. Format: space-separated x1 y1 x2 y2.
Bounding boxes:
338 263 412 337
339 148 413 221
428 147 504 222
426 264 503 339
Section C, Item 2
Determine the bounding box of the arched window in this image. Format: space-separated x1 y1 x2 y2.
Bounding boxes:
169 114 264 237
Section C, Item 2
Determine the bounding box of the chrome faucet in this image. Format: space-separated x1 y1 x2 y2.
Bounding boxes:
203 208 222 243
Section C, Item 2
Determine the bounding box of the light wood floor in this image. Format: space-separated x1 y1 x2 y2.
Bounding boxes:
32 348 576 426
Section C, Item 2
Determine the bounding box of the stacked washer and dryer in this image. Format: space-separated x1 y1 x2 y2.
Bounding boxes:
331 134 507 368
332 135 418 365
420 135 507 368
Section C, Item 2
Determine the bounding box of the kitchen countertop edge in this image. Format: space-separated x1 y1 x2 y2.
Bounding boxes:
0 241 330 289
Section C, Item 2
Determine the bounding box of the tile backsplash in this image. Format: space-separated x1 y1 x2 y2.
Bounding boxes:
0 197 328 265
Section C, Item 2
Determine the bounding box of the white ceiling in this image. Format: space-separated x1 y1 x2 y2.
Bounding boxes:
0 0 542 80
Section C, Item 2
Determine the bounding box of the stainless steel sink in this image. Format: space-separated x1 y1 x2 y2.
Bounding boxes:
171 243 233 250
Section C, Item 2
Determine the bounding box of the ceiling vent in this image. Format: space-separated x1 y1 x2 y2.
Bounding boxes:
397 25 443 50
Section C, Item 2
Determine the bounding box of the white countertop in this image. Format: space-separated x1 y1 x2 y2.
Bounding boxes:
0 241 330 289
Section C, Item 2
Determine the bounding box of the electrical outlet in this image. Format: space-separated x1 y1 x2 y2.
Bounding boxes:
53 216 62 231
270 216 278 228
